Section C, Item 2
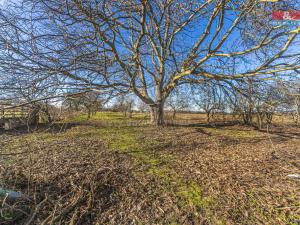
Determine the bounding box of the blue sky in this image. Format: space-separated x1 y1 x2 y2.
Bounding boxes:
0 0 7 8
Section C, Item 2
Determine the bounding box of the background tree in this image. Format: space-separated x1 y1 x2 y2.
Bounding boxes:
192 83 224 124
254 82 280 130
112 95 135 118
64 91 111 118
166 88 190 120
277 80 300 125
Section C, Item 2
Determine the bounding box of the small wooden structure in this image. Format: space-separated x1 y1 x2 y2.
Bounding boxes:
0 102 34 130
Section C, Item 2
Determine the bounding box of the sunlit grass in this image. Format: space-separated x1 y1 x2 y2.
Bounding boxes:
66 111 148 124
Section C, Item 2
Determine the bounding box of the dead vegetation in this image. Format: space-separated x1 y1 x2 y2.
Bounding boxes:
0 112 299 224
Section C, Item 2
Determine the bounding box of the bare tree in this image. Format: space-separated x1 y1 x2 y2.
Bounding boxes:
278 80 300 125
112 95 134 118
254 83 279 130
236 79 256 125
192 83 224 124
166 89 189 120
226 79 285 129
64 92 107 118
0 0 299 125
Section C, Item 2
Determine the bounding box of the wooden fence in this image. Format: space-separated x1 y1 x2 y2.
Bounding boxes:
0 107 29 119
0 105 31 130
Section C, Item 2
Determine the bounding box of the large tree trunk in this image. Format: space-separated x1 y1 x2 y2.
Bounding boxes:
149 102 165 126
257 112 263 130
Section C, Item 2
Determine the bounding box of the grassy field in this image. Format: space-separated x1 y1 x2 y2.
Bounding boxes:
0 112 299 224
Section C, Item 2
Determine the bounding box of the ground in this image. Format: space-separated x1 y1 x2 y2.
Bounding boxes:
0 112 299 224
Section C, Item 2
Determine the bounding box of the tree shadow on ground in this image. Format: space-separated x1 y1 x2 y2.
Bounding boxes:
164 120 240 128
180 120 300 143
259 129 300 141
190 122 296 145
0 123 77 136
1 155 122 225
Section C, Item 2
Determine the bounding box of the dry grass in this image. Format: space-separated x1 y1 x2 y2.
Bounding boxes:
0 112 299 224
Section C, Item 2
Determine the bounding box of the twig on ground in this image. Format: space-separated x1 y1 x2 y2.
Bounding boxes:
24 196 48 225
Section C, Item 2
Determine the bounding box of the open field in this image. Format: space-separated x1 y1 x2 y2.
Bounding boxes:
0 112 300 224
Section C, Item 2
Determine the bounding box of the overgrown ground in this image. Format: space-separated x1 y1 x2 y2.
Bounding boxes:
0 112 299 224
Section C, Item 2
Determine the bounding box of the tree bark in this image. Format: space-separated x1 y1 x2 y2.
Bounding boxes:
257 113 263 130
207 113 211 124
149 102 165 126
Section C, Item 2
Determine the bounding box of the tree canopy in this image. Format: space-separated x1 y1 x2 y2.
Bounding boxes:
0 0 299 125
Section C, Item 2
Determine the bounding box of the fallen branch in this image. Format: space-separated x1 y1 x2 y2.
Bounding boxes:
25 196 48 225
